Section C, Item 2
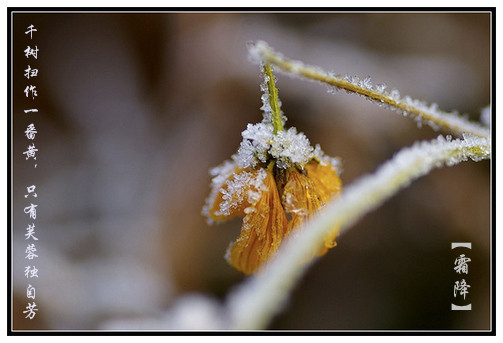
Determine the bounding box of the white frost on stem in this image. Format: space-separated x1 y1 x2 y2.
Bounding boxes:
225 134 490 330
248 41 490 139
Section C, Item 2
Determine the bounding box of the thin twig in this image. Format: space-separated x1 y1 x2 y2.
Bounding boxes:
248 41 490 138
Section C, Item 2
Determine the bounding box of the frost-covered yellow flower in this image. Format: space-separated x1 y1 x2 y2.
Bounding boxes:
202 64 342 275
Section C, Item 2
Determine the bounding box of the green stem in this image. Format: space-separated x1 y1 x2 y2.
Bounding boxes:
263 63 284 134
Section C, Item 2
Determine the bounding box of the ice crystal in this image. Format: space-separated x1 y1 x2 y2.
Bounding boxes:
217 168 268 217
234 121 317 170
359 76 373 90
375 83 387 94
247 40 276 64
269 127 314 168
237 122 274 168
202 160 237 223
313 144 342 174
388 88 401 101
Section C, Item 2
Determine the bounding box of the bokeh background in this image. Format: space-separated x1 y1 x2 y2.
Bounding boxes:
11 11 491 331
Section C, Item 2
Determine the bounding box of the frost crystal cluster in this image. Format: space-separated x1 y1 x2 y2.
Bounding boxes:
237 122 318 170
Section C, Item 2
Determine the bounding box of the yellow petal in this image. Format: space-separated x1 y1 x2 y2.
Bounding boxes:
305 161 343 255
207 167 266 222
282 168 322 217
283 162 342 257
305 161 342 203
226 169 289 275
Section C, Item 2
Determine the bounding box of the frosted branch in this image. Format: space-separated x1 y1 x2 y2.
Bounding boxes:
225 134 490 330
248 41 490 138
262 63 284 133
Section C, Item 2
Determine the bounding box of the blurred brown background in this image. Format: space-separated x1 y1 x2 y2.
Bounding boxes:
12 11 491 330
